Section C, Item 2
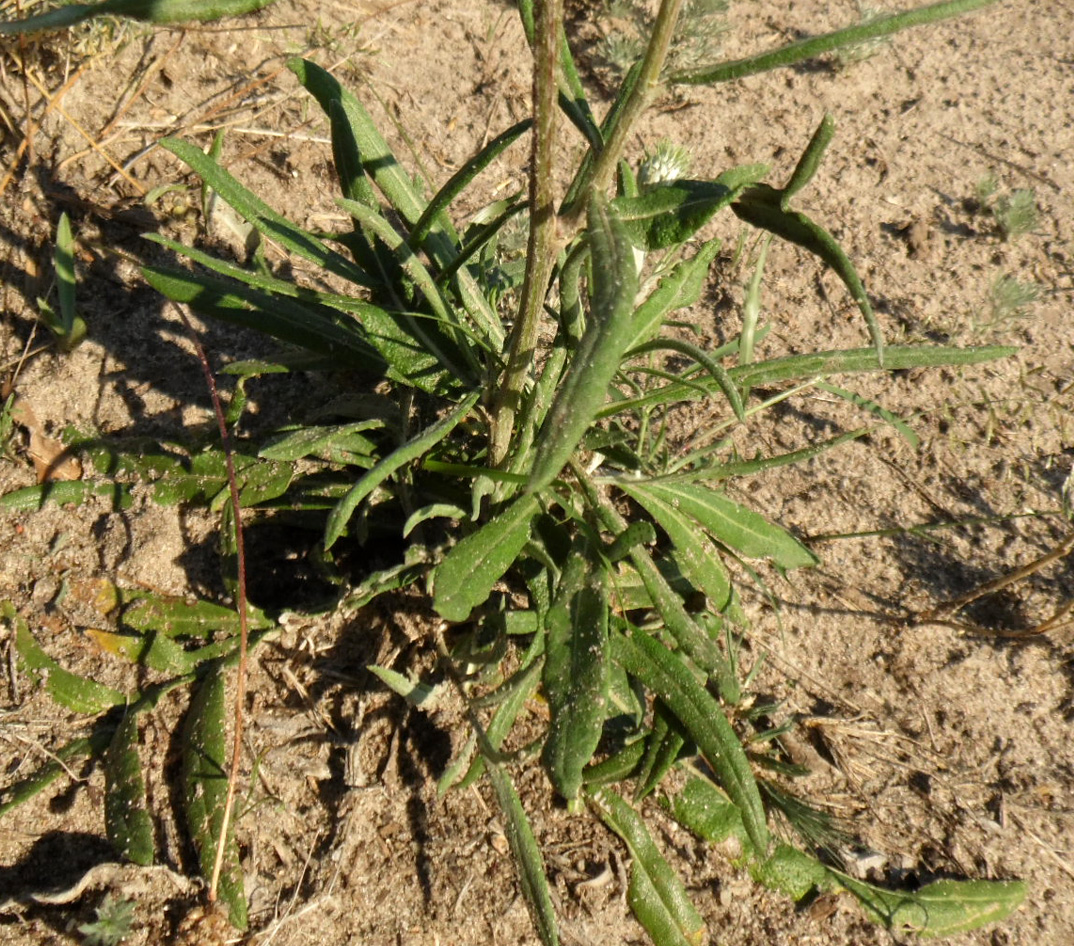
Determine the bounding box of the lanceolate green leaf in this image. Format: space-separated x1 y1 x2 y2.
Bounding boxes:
484 759 560 946
104 712 154 866
287 58 504 347
838 875 1027 938
326 391 479 549
286 58 450 244
11 606 128 714
610 628 769 854
160 138 370 288
634 701 689 801
0 734 106 818
617 481 734 611
456 658 544 791
669 774 1026 937
145 233 456 388
258 421 381 463
527 193 639 493
733 181 884 362
592 788 706 946
636 479 817 569
541 541 611 806
433 492 540 623
181 663 247 929
48 212 87 350
612 166 767 250
0 480 132 513
627 238 721 350
141 266 387 374
583 480 728 680
0 0 276 35
336 196 480 378
671 0 998 84
409 119 532 247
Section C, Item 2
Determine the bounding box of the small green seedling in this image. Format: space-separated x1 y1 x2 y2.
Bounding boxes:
986 273 1040 329
37 213 88 352
78 894 136 946
975 175 1039 241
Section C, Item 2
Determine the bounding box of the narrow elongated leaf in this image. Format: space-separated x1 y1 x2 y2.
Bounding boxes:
610 629 769 854
593 788 706 946
258 421 381 462
433 493 539 623
410 119 531 246
181 664 247 929
733 180 884 361
104 712 154 865
670 775 1026 937
627 238 721 349
816 381 919 447
527 193 639 493
161 138 370 288
286 59 444 239
336 197 479 378
367 665 442 709
670 0 998 85
626 336 744 421
634 701 689 801
146 233 455 393
456 657 543 791
612 166 767 250
582 739 646 788
9 605 128 714
0 480 132 512
0 0 276 35
841 875 1027 938
584 485 729 681
290 57 506 346
541 540 610 806
325 391 478 548
781 114 835 207
48 212 87 350
484 760 559 946
141 266 386 373
0 735 104 818
602 344 1015 418
637 480 816 569
617 481 734 611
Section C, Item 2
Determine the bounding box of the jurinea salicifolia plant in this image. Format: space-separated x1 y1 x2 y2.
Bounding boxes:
0 0 1027 942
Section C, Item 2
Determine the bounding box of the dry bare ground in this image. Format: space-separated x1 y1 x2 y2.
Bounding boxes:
0 1 1072 944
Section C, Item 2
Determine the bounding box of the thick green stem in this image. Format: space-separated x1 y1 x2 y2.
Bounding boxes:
491 0 561 468
561 0 684 233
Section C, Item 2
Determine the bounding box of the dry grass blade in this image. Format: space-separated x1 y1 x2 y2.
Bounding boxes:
917 531 1074 635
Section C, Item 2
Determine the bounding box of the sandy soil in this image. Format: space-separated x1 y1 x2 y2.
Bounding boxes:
0 1 1072 944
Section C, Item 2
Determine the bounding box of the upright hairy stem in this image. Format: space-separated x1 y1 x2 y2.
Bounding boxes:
491 0 561 468
562 0 684 233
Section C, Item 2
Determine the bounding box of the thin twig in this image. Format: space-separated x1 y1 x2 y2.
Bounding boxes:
918 532 1074 622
